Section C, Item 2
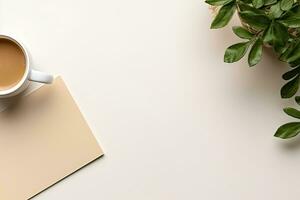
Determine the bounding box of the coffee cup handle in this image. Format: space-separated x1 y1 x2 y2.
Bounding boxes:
29 69 53 84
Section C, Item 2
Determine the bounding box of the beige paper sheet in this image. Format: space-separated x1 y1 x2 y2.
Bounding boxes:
0 77 103 200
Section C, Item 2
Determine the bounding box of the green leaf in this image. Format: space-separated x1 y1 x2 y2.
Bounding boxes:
269 2 284 19
282 66 300 80
287 55 300 63
232 26 254 39
280 39 300 63
248 38 263 67
224 42 250 63
279 40 300 61
264 0 277 5
284 107 300 119
280 0 294 11
239 11 271 29
289 58 300 67
279 18 300 28
281 75 300 98
238 1 265 13
275 122 300 139
295 96 300 105
286 42 300 63
205 0 233 6
253 0 264 8
211 2 236 29
263 23 274 44
241 0 252 3
273 22 289 53
263 21 289 53
279 5 300 28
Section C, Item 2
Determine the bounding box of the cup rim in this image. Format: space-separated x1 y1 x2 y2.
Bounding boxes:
0 34 30 96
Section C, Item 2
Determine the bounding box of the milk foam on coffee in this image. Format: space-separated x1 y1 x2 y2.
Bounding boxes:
0 38 26 91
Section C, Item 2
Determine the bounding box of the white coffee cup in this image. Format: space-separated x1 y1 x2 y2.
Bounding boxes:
0 34 53 98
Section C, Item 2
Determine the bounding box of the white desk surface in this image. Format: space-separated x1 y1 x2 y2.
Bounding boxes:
3 0 300 199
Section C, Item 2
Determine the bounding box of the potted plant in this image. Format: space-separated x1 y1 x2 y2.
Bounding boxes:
205 0 300 139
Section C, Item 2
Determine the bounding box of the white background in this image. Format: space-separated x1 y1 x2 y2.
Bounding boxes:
2 0 300 199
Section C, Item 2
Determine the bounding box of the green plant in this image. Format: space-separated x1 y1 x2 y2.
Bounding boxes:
275 96 300 138
205 0 300 139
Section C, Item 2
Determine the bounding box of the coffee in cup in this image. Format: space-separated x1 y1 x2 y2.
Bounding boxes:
0 38 26 91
